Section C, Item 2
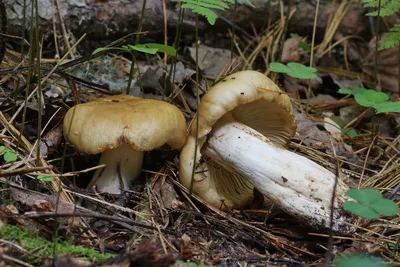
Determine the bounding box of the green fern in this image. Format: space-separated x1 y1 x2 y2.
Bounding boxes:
363 0 400 16
363 0 400 50
173 0 254 25
379 23 400 49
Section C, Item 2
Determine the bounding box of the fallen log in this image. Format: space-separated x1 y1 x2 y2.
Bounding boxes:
4 0 368 48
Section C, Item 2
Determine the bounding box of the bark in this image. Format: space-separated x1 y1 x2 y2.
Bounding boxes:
4 0 368 48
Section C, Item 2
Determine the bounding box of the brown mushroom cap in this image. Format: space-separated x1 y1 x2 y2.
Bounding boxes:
195 70 296 146
63 95 187 154
179 70 297 209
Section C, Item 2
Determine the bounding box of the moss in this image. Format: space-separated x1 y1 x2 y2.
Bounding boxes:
0 223 115 263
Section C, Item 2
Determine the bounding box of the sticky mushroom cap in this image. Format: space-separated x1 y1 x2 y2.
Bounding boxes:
63 94 187 154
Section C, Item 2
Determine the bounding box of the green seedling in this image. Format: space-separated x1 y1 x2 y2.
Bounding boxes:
341 127 358 138
335 254 386 267
172 0 254 25
387 239 400 252
36 175 53 181
289 33 311 51
329 116 358 138
343 188 398 219
0 145 17 163
269 62 317 79
338 88 400 114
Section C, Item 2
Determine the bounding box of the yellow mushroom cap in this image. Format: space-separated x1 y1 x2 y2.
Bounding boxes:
179 70 297 209
63 95 187 154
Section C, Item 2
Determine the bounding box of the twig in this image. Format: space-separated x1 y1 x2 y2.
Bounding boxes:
359 135 379 188
55 0 72 57
33 164 106 177
325 137 342 266
63 187 149 218
0 254 34 267
0 166 53 177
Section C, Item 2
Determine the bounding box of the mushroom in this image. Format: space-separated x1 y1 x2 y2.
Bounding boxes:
63 95 187 194
179 70 354 232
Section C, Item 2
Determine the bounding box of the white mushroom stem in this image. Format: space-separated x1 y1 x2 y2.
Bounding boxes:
202 113 353 232
88 143 143 194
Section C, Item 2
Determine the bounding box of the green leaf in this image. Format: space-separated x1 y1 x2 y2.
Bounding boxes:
287 62 317 79
269 62 317 79
269 63 291 73
181 0 228 9
344 188 398 219
330 116 344 128
299 41 311 51
181 3 219 25
365 0 400 17
354 90 389 107
387 242 400 252
374 101 400 113
370 199 398 216
338 88 353 95
342 127 358 138
37 175 54 181
343 201 380 219
241 0 255 7
379 23 400 50
0 146 6 155
127 44 159 54
335 254 386 267
346 188 382 204
353 87 367 95
339 87 367 96
141 43 177 56
92 47 108 55
173 0 254 25
290 33 300 37
3 150 17 163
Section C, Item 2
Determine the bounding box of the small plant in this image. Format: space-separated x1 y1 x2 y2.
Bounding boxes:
289 33 311 51
363 0 400 50
269 62 317 79
92 43 177 57
343 188 398 219
0 145 17 163
387 239 400 252
172 0 254 25
329 116 358 138
338 88 400 113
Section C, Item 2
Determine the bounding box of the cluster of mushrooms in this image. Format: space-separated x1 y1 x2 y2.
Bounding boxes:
63 70 354 233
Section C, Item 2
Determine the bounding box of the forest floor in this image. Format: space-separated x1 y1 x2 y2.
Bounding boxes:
0 0 399 266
